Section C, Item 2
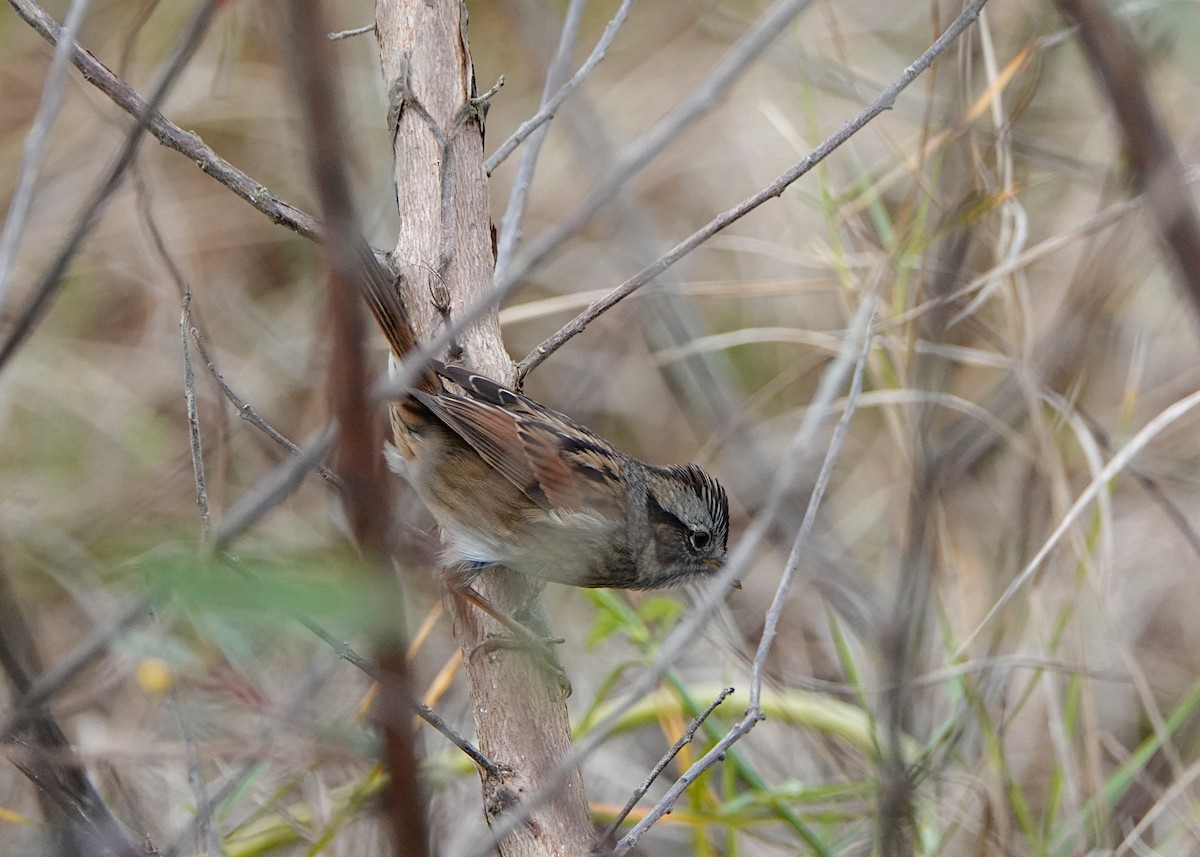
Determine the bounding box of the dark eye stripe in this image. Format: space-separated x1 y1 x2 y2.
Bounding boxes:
645 492 686 531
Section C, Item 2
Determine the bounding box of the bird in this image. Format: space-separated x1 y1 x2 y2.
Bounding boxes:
354 245 730 595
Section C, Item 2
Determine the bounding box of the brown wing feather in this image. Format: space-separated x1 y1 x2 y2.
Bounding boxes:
414 387 624 515
412 390 550 506
545 432 626 519
514 420 609 512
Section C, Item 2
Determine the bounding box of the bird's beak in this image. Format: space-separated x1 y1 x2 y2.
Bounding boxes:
704 558 739 589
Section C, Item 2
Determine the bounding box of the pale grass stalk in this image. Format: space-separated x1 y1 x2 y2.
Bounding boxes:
1115 753 1200 856
0 0 92 311
956 387 1200 656
1065 403 1187 783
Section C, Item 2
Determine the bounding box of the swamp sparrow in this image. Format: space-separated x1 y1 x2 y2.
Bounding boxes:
357 251 730 591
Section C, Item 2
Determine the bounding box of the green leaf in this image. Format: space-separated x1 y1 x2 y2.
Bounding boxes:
637 597 682 631
586 605 625 649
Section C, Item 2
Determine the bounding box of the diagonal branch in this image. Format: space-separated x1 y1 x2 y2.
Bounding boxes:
5 0 319 240
612 298 876 856
497 0 815 337
517 0 989 379
0 564 146 856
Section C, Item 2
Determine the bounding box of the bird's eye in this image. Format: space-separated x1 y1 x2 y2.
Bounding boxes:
689 528 711 550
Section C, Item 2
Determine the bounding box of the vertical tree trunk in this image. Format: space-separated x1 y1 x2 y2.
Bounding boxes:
373 2 594 853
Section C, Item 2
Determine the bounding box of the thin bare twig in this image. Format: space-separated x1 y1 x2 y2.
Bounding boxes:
189 326 345 488
493 0 813 332
597 686 733 849
375 0 822 405
517 0 988 380
753 305 877 706
213 424 337 549
133 178 220 856
133 168 226 536
485 0 635 175
464 281 877 857
5 0 320 239
493 0 588 281
0 0 220 375
296 614 500 775
613 298 876 856
0 0 91 313
180 297 212 539
328 23 374 40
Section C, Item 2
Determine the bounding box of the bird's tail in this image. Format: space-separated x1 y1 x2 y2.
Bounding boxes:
354 241 440 396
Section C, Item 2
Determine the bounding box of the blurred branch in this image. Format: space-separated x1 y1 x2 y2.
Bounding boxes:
161 659 343 857
213 424 336 549
188 436 489 771
1076 408 1200 562
518 0 989 380
296 613 500 775
283 4 428 856
0 598 149 742
0 0 219 375
0 563 146 856
956 386 1200 657
161 646 219 857
1055 0 1200 329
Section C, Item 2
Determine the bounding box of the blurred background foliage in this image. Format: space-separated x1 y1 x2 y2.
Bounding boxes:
4 0 1200 854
